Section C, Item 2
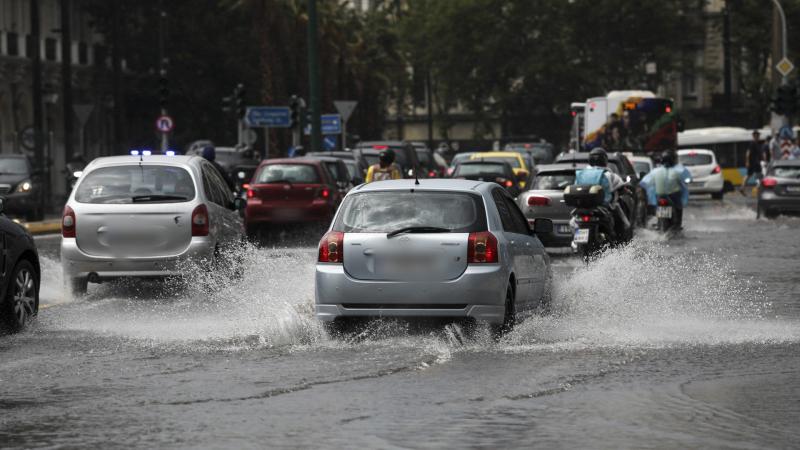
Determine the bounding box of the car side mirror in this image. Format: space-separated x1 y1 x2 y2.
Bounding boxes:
233 197 246 211
532 218 553 235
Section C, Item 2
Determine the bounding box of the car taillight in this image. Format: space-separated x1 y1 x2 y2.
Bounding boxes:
242 183 250 190
467 231 498 263
319 188 330 199
62 205 76 238
191 204 209 236
504 180 513 188
247 188 255 199
527 196 551 206
711 165 721 174
581 215 592 222
318 231 344 263
762 177 777 188
657 198 669 206
428 170 437 178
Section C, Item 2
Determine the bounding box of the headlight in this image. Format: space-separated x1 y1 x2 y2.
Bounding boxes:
15 180 32 193
73 171 83 178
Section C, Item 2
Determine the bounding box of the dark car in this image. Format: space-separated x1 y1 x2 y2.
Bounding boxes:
506 142 555 165
0 198 40 333
451 160 521 197
518 163 586 248
757 160 800 218
306 156 353 196
410 143 443 177
554 151 646 226
244 158 341 235
306 151 366 184
186 145 260 188
0 155 44 221
354 141 422 178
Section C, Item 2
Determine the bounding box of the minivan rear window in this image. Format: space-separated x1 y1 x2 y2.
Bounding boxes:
75 165 195 204
255 164 320 184
334 191 486 233
679 153 713 166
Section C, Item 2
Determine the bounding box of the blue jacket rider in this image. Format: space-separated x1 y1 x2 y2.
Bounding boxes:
640 150 689 227
575 148 630 236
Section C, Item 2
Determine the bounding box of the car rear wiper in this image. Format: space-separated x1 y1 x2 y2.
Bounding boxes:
131 194 188 203
267 179 294 187
386 226 451 239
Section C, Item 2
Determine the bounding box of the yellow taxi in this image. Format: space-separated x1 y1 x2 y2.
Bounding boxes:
469 152 530 187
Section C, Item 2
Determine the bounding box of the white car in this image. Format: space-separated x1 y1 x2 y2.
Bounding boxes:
628 155 654 178
677 149 725 200
61 154 245 295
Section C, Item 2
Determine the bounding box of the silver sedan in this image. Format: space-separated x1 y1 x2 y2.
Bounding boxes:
61 154 244 295
315 179 553 335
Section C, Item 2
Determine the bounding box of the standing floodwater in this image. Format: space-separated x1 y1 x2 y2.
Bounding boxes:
1 196 798 448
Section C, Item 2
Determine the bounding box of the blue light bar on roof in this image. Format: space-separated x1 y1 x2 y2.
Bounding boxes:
130 150 140 156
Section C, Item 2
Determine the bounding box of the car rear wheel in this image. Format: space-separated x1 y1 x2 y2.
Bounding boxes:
69 277 88 297
491 286 516 339
1 260 39 333
711 191 724 200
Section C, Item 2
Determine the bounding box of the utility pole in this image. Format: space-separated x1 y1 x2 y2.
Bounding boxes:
426 69 434 150
111 1 122 155
307 0 322 152
770 0 790 134
158 0 169 152
722 3 732 123
61 0 74 158
31 0 45 197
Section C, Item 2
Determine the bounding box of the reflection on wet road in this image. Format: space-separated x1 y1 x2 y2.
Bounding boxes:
1 196 798 448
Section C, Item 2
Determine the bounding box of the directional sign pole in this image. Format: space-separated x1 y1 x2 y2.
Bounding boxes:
263 128 269 160
334 101 357 150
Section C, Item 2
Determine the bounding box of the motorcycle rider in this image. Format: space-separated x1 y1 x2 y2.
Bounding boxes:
365 149 402 183
641 150 689 229
574 147 630 239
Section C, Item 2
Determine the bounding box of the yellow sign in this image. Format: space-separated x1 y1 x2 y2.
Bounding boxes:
776 58 794 77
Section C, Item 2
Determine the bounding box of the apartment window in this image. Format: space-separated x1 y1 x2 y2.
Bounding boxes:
682 74 697 98
6 32 19 56
44 37 57 61
25 34 34 57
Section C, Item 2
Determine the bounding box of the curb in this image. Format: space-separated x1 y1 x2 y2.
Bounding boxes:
20 220 62 236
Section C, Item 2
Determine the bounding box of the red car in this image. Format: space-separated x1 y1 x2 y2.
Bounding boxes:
245 158 341 234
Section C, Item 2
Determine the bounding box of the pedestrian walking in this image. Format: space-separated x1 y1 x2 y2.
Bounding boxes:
741 130 764 194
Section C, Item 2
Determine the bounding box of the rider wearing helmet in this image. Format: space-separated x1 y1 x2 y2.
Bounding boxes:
640 149 690 229
365 148 402 183
575 147 630 238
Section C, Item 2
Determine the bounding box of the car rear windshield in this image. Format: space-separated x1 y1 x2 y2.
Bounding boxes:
479 157 521 168
333 191 486 233
533 171 576 190
633 161 651 174
679 153 713 166
0 157 29 175
454 163 508 177
771 166 800 178
255 164 320 184
75 165 195 204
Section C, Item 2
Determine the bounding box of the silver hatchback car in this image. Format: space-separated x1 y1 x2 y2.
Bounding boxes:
61 154 244 295
315 179 552 334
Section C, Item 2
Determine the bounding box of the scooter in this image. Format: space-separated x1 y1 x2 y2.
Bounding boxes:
655 196 679 233
564 184 617 259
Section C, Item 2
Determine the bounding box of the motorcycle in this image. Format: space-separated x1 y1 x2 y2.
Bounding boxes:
564 184 617 259
655 196 678 233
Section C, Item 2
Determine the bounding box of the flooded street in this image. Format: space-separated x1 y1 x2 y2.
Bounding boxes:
2 196 799 449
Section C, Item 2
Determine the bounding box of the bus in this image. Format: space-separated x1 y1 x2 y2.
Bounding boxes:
581 90 678 154
677 127 771 189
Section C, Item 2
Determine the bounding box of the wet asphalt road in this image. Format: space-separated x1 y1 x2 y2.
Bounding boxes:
1 195 799 449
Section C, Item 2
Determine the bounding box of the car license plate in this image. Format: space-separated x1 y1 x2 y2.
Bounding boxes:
557 224 572 234
379 255 436 275
574 229 590 244
656 206 673 219
786 186 800 193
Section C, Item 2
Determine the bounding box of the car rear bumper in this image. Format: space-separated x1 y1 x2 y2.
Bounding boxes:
245 201 333 225
759 191 800 213
688 174 724 194
315 263 508 324
527 218 572 247
60 237 215 280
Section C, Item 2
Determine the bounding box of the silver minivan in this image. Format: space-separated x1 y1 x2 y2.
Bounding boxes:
315 179 553 336
61 154 244 295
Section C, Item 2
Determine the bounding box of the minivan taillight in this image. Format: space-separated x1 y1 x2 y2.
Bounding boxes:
192 204 209 236
318 231 344 263
467 231 498 263
761 177 777 188
62 206 76 238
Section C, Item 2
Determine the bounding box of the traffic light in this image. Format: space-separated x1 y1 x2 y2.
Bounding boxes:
289 95 306 129
771 84 797 115
221 95 233 113
158 76 168 109
235 83 246 118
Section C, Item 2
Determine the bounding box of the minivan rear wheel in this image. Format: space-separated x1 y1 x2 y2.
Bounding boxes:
491 286 516 339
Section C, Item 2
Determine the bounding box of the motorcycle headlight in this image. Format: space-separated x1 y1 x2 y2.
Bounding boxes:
15 180 32 193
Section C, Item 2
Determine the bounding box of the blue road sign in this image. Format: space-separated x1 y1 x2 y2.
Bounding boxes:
304 114 342 135
246 106 291 128
323 136 337 151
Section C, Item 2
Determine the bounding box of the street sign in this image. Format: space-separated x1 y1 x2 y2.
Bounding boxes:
73 104 94 126
246 106 291 128
323 135 337 151
304 114 342 135
776 58 795 77
333 100 357 122
156 115 174 133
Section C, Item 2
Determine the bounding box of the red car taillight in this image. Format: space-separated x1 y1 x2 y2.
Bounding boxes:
246 188 255 199
504 180 513 188
581 215 592 222
761 177 777 188
319 187 330 199
711 165 721 174
62 206 76 238
657 198 669 206
527 196 551 206
318 231 344 263
467 231 498 263
191 204 209 236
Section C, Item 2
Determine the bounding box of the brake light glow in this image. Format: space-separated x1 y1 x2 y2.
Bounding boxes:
665 105 672 113
318 231 344 263
373 145 388 150
320 188 330 199
191 204 209 236
688 151 697 156
527 196 550 206
657 198 669 206
62 206 76 238
762 177 778 188
242 183 250 190
467 232 498 264
428 170 437 178
504 180 513 188
711 165 721 174
247 188 255 199
581 215 591 222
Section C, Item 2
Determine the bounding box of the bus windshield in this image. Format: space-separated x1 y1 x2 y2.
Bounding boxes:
585 97 677 153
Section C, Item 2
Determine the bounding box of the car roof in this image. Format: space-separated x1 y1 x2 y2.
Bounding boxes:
534 163 587 172
557 151 625 161
352 178 488 193
306 155 346 163
678 148 714 155
471 151 521 158
307 151 354 158
85 155 200 169
357 140 406 147
771 159 800 167
628 155 653 163
259 157 323 166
